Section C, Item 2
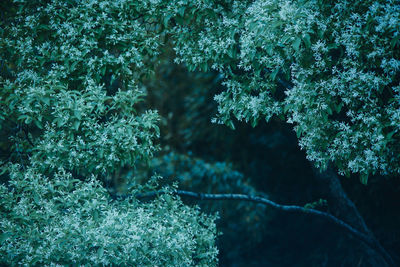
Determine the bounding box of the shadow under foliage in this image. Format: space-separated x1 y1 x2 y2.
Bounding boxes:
137 52 400 266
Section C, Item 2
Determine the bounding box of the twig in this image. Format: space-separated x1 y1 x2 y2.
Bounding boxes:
136 190 395 266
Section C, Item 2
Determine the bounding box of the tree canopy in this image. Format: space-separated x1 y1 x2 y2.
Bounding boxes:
0 0 217 265
0 0 399 265
162 0 400 181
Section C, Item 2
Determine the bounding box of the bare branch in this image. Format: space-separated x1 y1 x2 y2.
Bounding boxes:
136 190 395 266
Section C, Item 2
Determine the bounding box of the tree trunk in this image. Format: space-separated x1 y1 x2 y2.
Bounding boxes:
313 168 391 266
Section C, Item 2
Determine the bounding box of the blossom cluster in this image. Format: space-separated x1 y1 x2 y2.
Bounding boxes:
0 166 217 266
165 0 400 180
0 0 218 265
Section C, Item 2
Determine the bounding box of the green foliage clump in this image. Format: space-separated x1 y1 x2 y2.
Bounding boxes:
145 152 256 194
304 198 328 210
0 0 218 265
138 152 269 266
0 0 162 176
1 0 398 264
160 0 400 181
0 165 217 266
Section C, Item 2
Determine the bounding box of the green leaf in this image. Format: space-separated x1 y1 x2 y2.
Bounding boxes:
317 29 324 38
70 61 78 72
292 37 301 52
100 66 106 76
188 64 195 72
251 118 258 128
201 62 208 72
163 14 173 27
74 110 82 120
93 209 99 222
360 174 368 185
283 104 291 113
55 118 65 127
266 45 274 56
226 120 235 130
270 68 279 81
0 232 12 243
391 35 400 49
164 194 173 205
42 97 51 106
272 20 284 28
97 247 104 258
73 121 80 131
387 130 396 139
34 119 43 129
178 7 185 17
25 116 32 124
327 43 340 50
303 34 311 48
17 115 30 122
296 127 302 138
227 48 236 58
335 103 343 113
33 193 40 205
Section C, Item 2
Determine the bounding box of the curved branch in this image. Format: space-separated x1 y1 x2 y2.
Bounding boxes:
136 190 395 266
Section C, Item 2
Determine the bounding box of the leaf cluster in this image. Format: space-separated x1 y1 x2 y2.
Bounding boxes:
159 0 400 180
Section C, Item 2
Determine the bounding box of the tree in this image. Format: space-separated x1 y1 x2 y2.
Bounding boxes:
157 0 399 265
160 0 400 181
0 1 217 265
1 0 399 266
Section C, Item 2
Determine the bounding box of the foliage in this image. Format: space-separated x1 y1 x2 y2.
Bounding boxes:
158 0 400 181
0 0 161 176
0 0 218 265
0 165 217 266
1 0 399 265
138 152 270 265
145 152 255 193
